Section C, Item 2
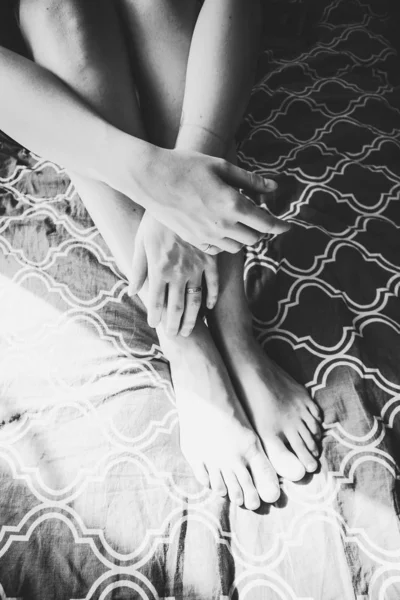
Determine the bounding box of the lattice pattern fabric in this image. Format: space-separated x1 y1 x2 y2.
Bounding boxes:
0 0 399 598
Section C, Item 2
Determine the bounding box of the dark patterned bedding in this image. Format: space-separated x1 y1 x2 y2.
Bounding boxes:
0 0 399 598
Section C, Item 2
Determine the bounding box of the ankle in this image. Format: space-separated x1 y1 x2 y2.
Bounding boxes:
157 318 210 365
207 309 254 343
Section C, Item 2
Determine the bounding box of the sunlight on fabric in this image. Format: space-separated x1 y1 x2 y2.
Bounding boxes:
0 273 173 481
0 273 154 409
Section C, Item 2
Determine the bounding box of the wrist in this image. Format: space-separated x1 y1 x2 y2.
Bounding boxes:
95 125 159 209
175 123 229 158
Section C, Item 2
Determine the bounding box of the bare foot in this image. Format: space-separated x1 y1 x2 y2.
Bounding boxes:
212 329 323 482
167 325 282 510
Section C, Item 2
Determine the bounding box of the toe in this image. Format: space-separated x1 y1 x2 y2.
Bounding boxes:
191 462 210 487
266 437 306 481
306 399 323 422
298 423 320 458
223 470 244 507
235 464 261 511
247 448 281 503
209 469 228 497
288 431 319 473
302 410 323 439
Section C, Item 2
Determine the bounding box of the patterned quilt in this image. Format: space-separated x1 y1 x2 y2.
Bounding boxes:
0 0 399 598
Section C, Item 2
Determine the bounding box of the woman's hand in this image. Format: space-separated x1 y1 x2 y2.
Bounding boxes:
119 144 288 254
129 212 219 337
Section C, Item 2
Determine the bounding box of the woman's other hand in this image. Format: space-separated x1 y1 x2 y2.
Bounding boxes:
128 212 219 337
119 145 288 254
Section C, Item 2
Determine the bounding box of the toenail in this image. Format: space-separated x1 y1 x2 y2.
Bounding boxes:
248 498 261 510
307 462 317 471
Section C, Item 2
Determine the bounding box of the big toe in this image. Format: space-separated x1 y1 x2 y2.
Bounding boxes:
266 438 306 482
248 450 281 503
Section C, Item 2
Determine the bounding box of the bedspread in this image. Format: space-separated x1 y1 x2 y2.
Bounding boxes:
0 0 400 598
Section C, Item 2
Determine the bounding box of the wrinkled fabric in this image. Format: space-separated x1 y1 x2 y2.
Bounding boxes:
0 0 399 598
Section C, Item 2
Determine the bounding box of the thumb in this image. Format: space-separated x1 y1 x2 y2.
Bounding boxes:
225 164 278 195
129 235 147 296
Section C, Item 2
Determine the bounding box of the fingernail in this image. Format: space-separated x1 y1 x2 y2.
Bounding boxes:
264 178 278 190
279 222 291 233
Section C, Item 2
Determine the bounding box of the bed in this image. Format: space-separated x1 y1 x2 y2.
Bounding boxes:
0 0 399 598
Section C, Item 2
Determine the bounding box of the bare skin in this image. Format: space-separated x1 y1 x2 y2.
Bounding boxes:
120 0 323 496
209 297 322 481
208 195 323 482
18 0 323 510
161 321 281 507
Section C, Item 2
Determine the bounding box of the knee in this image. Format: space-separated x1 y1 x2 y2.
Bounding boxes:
19 0 100 76
19 0 89 43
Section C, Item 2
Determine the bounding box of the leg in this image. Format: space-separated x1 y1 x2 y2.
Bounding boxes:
122 2 323 481
206 147 323 480
19 0 146 274
209 229 323 481
19 0 280 509
120 0 283 508
117 0 200 149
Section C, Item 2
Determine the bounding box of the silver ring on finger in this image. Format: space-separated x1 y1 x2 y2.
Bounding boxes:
186 286 202 295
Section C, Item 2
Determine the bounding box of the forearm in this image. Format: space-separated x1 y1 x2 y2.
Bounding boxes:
0 45 152 194
176 0 262 157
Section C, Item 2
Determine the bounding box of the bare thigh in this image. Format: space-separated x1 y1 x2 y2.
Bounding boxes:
18 0 148 276
18 0 145 139
117 0 200 148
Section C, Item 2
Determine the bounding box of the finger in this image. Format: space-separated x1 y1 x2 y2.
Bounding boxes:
165 281 186 337
198 242 223 256
178 233 222 255
147 275 167 329
129 235 147 296
197 237 240 254
204 261 219 310
203 245 222 255
223 163 278 194
223 222 266 247
236 198 290 236
216 237 244 254
191 237 237 255
180 283 203 337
